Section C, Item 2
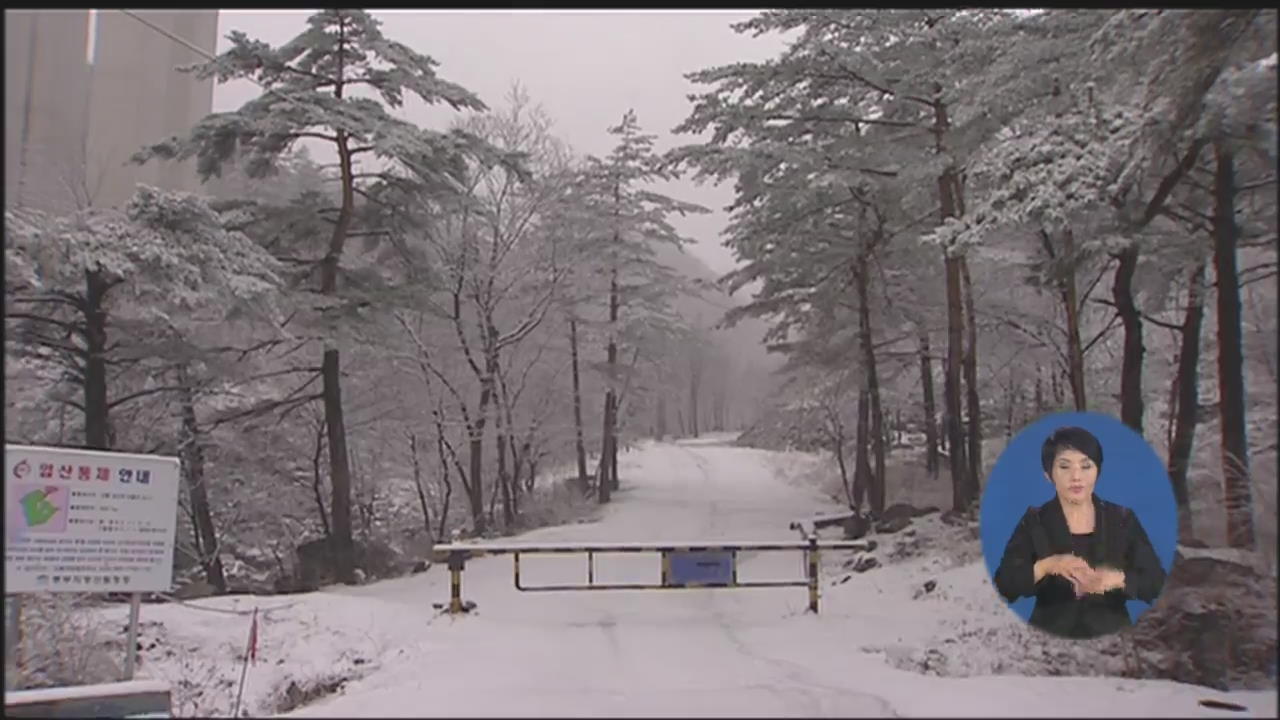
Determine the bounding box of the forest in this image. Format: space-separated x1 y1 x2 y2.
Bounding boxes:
4 8 1276 598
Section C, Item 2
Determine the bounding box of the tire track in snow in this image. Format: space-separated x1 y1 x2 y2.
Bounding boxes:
679 443 826 713
672 442 899 717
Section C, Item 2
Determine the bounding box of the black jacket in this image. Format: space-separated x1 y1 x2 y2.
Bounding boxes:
993 494 1166 639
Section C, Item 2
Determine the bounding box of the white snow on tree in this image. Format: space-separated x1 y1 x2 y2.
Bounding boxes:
932 95 1147 254
5 185 283 323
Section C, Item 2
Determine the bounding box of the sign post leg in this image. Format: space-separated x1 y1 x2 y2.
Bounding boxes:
123 592 141 680
5 595 23 690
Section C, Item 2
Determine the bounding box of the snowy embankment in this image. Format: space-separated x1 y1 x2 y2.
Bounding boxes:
95 436 1276 717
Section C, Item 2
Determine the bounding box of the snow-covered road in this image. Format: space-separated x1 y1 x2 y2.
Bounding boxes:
272 437 1276 718
289 437 896 717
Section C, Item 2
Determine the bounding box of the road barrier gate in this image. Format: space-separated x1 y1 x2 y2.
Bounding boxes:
430 534 869 615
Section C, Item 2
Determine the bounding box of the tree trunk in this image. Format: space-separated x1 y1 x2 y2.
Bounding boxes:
479 335 503 528
321 349 356 584
833 420 852 508
943 256 970 511
1060 229 1088 411
1035 367 1045 414
496 409 514 531
521 438 536 494
83 269 110 450
934 118 969 511
177 364 226 594
464 338 502 533
598 394 614 503
1167 263 1206 542
1165 342 1181 454
918 328 939 477
934 93 971 511
569 319 589 493
610 399 619 491
689 345 702 439
407 433 433 540
467 402 488 535
656 394 667 440
605 256 621 492
855 255 885 515
1005 365 1018 441
1211 142 1254 550
511 440 525 515
311 421 331 536
1114 244 1145 431
486 460 500 526
349 448 369 540
853 388 870 513
961 257 983 499
316 28 358 583
500 377 525 520
488 379 509 530
711 381 725 432
432 411 454 544
510 430 529 519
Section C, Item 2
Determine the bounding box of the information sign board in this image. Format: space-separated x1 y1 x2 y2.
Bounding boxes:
4 445 180 594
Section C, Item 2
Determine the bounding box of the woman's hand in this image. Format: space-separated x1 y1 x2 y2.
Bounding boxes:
1033 553 1092 585
1032 555 1126 596
1075 566 1126 595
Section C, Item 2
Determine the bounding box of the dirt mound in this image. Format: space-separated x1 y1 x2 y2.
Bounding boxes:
884 621 1131 679
271 674 357 715
881 549 1278 691
880 503 940 524
879 513 983 569
1122 550 1277 690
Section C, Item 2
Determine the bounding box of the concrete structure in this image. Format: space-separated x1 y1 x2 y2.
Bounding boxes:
4 10 93 212
4 10 218 213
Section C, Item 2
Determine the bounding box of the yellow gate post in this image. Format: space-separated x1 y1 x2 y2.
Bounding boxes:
807 534 820 613
448 549 465 614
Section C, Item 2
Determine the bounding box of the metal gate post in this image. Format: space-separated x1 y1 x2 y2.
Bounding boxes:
807 534 820 613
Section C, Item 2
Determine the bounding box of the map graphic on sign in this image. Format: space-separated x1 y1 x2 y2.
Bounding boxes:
11 483 68 534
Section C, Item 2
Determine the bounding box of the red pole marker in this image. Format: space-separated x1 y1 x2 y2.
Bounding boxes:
233 607 259 717
248 608 259 665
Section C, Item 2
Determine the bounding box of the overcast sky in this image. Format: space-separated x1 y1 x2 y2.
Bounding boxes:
212 10 794 277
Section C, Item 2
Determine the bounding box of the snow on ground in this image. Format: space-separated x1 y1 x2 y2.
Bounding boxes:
87 581 446 716
99 434 1277 717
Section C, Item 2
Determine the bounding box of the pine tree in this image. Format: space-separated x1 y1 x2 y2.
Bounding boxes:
588 110 707 502
5 186 281 451
133 9 499 582
672 9 1111 511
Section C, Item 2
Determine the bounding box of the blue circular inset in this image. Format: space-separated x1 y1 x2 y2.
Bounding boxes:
980 411 1178 627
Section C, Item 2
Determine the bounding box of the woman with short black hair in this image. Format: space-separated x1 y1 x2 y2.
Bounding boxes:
993 426 1166 639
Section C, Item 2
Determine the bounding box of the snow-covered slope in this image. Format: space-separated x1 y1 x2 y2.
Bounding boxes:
102 436 1276 717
